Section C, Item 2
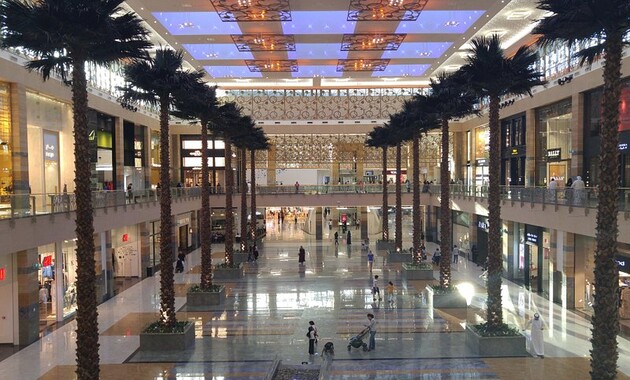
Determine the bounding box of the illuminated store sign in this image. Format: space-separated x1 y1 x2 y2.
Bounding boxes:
546 148 561 161
43 132 58 161
616 256 629 272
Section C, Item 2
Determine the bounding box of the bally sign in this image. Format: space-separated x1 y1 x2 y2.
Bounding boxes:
546 148 561 162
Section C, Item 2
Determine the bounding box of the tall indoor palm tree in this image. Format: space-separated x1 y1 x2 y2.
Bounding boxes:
428 72 477 287
367 126 395 242
120 49 203 328
213 103 245 266
247 128 270 245
0 1 149 378
459 35 544 329
534 2 630 377
172 82 218 290
234 119 256 252
403 97 439 263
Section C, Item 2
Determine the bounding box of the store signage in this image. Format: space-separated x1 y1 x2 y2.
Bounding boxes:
43 132 58 161
0 267 5 281
619 143 628 151
616 256 629 273
42 255 52 267
525 225 541 245
511 148 519 156
477 220 489 232
546 148 562 161
475 159 488 166
122 233 129 242
189 150 203 157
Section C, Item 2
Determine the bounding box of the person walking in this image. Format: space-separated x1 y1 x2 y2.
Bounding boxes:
571 175 585 205
299 245 306 264
367 250 374 272
334 231 339 246
347 230 352 245
309 320 319 344
295 181 300 194
307 324 316 355
364 313 377 351
548 177 558 201
523 313 545 358
452 245 459 264
386 281 396 305
372 275 382 301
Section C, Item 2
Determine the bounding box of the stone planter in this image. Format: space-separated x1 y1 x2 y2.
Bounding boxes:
186 285 225 307
465 325 527 357
402 264 434 280
426 285 468 308
232 251 249 265
387 250 412 263
139 321 195 351
213 263 244 280
376 240 395 251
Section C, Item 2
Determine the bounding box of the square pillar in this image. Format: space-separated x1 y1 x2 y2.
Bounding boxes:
267 144 276 186
10 83 30 214
15 248 39 345
114 117 124 189
315 207 323 240
525 108 537 187
360 206 368 240
571 93 584 178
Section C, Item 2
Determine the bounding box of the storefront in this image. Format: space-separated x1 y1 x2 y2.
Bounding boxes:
176 214 194 253
123 121 147 190
473 125 489 187
584 77 630 187
535 99 572 187
180 135 225 187
522 225 551 296
88 110 116 190
452 211 470 254
112 226 141 277
475 216 489 266
501 114 526 186
150 130 160 186
0 82 14 216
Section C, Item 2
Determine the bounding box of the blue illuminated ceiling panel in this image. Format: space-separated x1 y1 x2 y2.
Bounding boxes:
183 44 253 60
282 12 356 35
204 66 262 78
372 64 430 77
382 42 452 59
153 12 242 35
396 11 484 34
292 65 343 78
288 44 347 60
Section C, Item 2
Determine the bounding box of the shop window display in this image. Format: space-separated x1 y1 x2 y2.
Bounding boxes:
61 239 78 317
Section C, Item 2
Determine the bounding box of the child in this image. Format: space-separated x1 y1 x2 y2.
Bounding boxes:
372 275 382 301
386 281 396 305
367 250 374 272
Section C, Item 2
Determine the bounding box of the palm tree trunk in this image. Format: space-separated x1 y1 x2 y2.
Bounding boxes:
591 31 622 379
200 118 212 289
239 147 248 252
158 95 176 327
439 118 452 287
382 147 389 240
395 143 402 250
71 58 100 380
412 131 421 263
224 140 234 265
486 95 503 328
250 149 257 243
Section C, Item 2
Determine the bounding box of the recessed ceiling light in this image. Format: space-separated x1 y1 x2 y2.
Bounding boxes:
418 52 431 57
444 20 460 27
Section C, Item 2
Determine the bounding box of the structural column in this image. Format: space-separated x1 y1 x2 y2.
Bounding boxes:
15 248 39 345
360 206 368 240
315 207 323 240
525 108 537 186
114 116 124 189
267 144 277 186
571 93 584 178
10 83 30 214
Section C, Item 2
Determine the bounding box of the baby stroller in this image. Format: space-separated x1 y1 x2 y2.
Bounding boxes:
361 239 369 251
347 328 369 351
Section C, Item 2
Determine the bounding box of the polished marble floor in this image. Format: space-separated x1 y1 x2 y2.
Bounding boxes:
2 220 630 379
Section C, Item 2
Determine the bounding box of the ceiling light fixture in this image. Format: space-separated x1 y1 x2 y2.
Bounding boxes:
245 59 298 72
340 33 406 51
337 59 390 72
347 0 429 21
443 20 460 27
210 0 291 22
232 34 296 51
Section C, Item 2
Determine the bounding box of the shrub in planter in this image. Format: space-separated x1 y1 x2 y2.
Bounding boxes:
139 321 195 351
426 284 467 308
213 262 244 280
387 249 412 263
466 322 527 357
402 262 434 280
186 284 225 307
376 239 395 250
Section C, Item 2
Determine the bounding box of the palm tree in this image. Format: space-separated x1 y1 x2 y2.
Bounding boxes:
459 35 544 330
233 118 257 252
172 82 218 290
213 103 245 266
367 126 395 242
534 2 630 377
247 128 270 245
428 72 477 287
120 49 203 328
0 1 149 378
404 96 439 263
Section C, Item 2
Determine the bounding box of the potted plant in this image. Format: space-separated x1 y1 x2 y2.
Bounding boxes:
139 320 195 351
232 249 250 265
387 248 412 263
376 239 395 250
402 262 434 280
213 262 244 280
186 284 226 308
465 322 527 357
426 284 467 309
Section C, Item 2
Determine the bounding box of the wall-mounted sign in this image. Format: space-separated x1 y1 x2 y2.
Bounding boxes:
43 132 58 161
189 150 203 157
477 220 489 232
616 256 630 273
475 159 488 166
525 225 541 245
122 233 129 242
42 255 52 267
547 148 562 161
619 143 628 151
0 267 5 281
511 148 519 156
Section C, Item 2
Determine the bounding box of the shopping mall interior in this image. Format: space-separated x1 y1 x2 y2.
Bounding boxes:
1 0 630 378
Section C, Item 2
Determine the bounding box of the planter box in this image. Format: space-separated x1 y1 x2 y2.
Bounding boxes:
376 240 395 251
232 252 249 265
213 263 244 280
387 250 412 263
139 321 195 351
426 286 468 308
186 285 225 307
465 325 527 357
402 265 434 280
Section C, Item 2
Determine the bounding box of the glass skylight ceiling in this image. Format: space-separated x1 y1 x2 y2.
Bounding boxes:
183 44 253 60
292 65 343 78
288 44 349 60
382 42 452 59
204 66 262 78
282 12 357 35
153 12 242 35
372 64 431 77
396 11 485 34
